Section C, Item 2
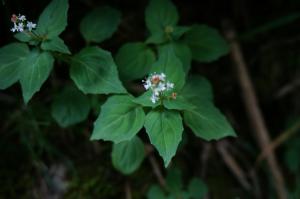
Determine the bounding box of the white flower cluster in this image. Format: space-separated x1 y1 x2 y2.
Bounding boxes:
143 73 175 104
10 14 36 33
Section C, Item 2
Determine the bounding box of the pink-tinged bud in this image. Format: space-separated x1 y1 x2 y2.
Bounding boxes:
151 76 160 85
11 14 17 23
171 92 177 99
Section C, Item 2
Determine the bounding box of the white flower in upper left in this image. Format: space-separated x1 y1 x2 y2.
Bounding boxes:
10 14 36 33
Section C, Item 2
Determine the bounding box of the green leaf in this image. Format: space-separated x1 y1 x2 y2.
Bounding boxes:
14 32 32 43
41 37 71 54
145 0 178 34
188 178 208 199
171 26 191 40
51 86 90 127
145 31 166 45
37 0 69 38
147 185 167 199
111 136 145 174
0 43 29 89
172 42 192 74
163 96 195 111
80 6 121 43
284 138 300 172
116 42 155 80
70 46 126 94
166 168 182 195
144 110 183 166
151 44 185 90
19 51 54 104
184 25 229 62
166 191 190 199
181 75 213 104
145 26 189 45
91 95 145 143
183 101 236 141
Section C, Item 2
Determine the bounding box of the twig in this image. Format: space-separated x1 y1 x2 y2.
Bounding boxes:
125 181 132 199
146 145 166 189
275 77 300 98
249 169 261 198
216 141 251 191
223 23 287 199
256 119 300 165
200 143 211 178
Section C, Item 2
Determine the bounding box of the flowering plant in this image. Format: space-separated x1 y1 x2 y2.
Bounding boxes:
10 14 36 32
0 0 235 175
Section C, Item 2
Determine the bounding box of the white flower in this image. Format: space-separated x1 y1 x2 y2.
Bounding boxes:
143 79 152 90
157 82 166 92
18 14 26 21
26 21 36 31
10 23 17 32
153 88 160 96
159 73 166 81
16 23 24 32
166 82 174 90
150 94 159 104
142 72 176 104
10 14 36 33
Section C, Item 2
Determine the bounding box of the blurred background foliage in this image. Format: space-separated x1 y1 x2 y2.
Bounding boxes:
0 0 300 198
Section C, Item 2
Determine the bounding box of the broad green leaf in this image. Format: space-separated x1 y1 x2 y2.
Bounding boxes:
181 75 213 104
14 32 32 43
111 136 145 174
166 168 182 195
0 43 29 89
51 86 90 127
145 0 178 34
188 178 208 199
163 96 195 111
147 185 166 199
132 90 160 108
91 95 145 143
184 25 229 62
80 6 121 43
116 42 155 80
19 51 54 104
37 0 68 38
171 26 191 40
151 44 185 90
144 110 183 166
145 26 190 44
172 42 192 74
41 37 71 54
184 101 236 141
70 46 126 94
145 31 166 45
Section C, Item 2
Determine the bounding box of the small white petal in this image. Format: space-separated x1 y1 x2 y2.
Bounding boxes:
157 82 166 92
17 23 24 32
18 14 26 21
143 79 152 90
153 89 159 96
150 94 158 104
26 21 36 31
160 73 166 81
166 82 174 90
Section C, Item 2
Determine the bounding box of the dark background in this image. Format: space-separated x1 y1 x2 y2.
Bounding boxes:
0 0 300 198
